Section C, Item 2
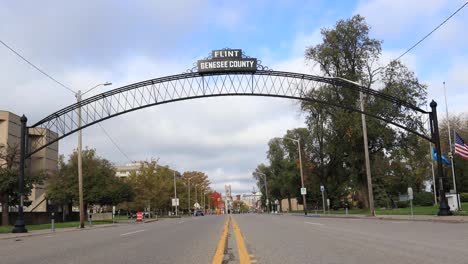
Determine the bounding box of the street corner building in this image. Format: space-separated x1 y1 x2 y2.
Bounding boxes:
0 111 59 213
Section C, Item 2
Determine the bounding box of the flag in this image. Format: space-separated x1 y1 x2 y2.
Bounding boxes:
432 147 451 166
454 132 468 160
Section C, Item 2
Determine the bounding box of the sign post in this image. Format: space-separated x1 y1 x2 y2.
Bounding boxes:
408 187 414 217
320 186 326 214
112 206 116 224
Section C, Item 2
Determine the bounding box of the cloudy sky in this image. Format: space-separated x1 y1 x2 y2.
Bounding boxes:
1 0 467 194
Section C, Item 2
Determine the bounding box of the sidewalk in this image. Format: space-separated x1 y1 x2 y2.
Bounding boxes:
0 218 162 240
0 223 118 240
290 213 468 223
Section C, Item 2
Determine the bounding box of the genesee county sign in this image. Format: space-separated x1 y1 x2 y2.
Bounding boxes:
197 49 257 74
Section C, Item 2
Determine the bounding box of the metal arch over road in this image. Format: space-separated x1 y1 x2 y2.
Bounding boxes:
12 48 452 233
28 70 431 157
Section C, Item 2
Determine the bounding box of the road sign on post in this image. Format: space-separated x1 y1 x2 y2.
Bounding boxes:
407 187 413 200
320 185 325 192
408 187 414 217
300 188 307 195
172 198 179 207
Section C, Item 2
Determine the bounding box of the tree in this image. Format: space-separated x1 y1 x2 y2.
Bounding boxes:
303 15 428 209
0 143 45 226
46 149 134 215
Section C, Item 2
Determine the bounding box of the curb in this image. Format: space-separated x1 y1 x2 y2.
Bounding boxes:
289 213 467 223
143 219 159 223
0 223 123 240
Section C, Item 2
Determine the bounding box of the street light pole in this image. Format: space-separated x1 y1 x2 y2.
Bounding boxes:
285 137 307 215
254 172 270 213
76 82 112 228
173 170 178 216
332 77 375 216
187 177 191 215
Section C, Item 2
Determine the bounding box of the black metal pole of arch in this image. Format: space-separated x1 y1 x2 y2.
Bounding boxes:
430 101 452 216
12 115 28 233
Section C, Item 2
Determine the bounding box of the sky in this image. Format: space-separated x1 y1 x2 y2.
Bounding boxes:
1 0 467 195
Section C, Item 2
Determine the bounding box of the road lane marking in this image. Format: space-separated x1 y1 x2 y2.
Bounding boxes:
231 216 252 264
178 221 185 224
120 229 146 236
304 221 324 226
212 216 230 264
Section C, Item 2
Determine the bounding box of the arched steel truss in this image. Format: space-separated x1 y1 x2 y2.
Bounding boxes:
27 70 433 157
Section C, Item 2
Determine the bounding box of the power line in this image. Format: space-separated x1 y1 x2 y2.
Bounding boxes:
98 123 133 163
0 39 76 94
0 39 134 163
380 1 467 71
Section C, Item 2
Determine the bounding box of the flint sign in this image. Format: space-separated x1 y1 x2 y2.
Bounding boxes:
197 49 257 74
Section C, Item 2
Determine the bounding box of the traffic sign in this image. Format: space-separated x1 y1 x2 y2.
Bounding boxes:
407 187 413 200
300 187 307 195
320 185 325 192
172 198 179 206
194 202 200 209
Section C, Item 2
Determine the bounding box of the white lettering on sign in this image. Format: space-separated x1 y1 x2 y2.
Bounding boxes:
199 60 255 70
213 50 240 58
197 49 257 73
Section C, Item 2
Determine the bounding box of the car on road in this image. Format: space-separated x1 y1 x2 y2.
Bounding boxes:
194 210 204 216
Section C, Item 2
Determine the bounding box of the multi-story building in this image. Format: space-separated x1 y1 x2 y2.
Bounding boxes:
114 161 143 178
241 192 262 210
0 111 58 212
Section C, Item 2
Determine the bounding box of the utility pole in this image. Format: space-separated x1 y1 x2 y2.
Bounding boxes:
76 82 112 228
76 90 85 228
360 90 375 216
284 137 307 215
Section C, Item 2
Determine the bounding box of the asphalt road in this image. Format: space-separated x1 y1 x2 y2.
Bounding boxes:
234 214 468 264
0 216 226 264
1 214 468 264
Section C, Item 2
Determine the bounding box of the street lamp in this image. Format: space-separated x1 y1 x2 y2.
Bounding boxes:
187 177 191 215
76 82 112 228
155 165 180 216
284 137 307 215
332 77 375 216
254 172 270 213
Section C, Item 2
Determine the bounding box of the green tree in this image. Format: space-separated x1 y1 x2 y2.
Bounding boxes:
46 149 134 214
303 15 428 209
0 143 45 226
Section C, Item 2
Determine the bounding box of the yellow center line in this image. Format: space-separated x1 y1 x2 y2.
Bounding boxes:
231 216 252 264
212 215 230 264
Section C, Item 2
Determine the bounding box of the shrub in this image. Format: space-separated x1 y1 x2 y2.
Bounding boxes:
413 192 434 206
396 201 409 208
460 193 468 203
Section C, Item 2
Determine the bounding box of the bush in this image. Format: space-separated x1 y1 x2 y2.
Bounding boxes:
413 192 434 206
460 193 468 203
396 201 409 208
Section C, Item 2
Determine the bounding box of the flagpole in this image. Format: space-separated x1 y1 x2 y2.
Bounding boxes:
443 81 459 210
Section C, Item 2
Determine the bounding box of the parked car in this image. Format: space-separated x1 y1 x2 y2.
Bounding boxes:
194 210 204 216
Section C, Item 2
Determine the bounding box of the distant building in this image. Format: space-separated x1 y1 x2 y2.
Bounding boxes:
0 111 58 212
114 161 144 178
280 198 303 212
241 193 262 210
